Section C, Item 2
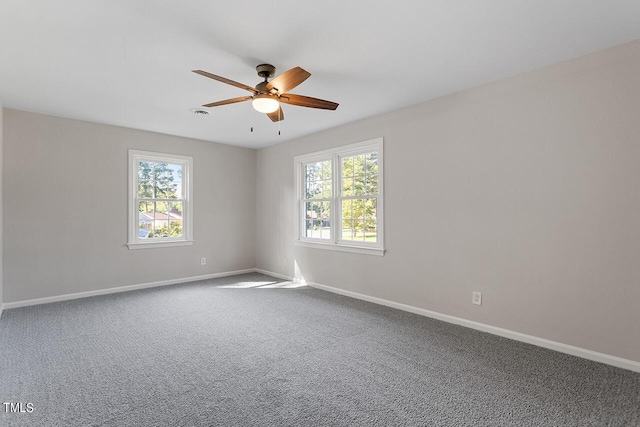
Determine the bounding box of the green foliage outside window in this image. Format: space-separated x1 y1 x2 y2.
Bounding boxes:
341 153 378 242
137 161 184 239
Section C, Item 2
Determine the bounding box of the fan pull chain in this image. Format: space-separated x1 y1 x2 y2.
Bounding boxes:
250 102 254 133
278 108 281 136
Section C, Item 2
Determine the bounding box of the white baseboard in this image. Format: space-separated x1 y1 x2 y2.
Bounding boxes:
1 268 256 310
309 282 640 374
255 268 294 282
4 268 638 373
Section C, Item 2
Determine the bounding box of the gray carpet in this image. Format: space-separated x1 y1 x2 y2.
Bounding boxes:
0 273 638 426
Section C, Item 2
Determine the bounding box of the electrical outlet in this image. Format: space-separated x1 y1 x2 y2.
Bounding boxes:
201 257 206 266
472 291 482 306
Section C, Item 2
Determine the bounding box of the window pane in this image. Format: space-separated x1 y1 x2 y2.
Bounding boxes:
312 219 322 238
139 201 153 213
169 202 183 237
305 161 323 182
138 201 154 239
153 162 181 199
365 220 377 243
321 201 331 228
354 219 365 241
303 201 330 239
321 161 332 180
321 180 332 198
305 160 331 200
169 202 183 216
305 202 318 220
353 175 365 196
353 199 365 220
341 219 355 240
365 174 378 195
305 182 315 199
366 152 378 175
342 157 351 173
342 153 374 196
306 163 317 181
137 161 182 200
138 161 153 198
317 201 331 239
153 218 169 238
138 200 185 239
364 198 377 221
341 199 377 243
171 167 182 194
342 178 353 196
354 154 366 176
342 199 352 219
304 220 314 238
154 201 167 214
173 180 183 199
169 220 183 237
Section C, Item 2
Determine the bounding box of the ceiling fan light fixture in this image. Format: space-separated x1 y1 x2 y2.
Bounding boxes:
252 94 279 113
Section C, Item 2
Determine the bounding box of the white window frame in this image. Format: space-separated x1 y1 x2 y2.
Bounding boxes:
294 138 384 256
127 150 194 250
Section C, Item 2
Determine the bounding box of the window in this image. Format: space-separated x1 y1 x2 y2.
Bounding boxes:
128 150 193 249
301 159 332 240
295 138 384 255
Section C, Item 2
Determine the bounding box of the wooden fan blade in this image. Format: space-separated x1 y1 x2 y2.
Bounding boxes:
202 96 253 108
279 94 339 110
192 70 257 94
266 67 310 94
267 106 284 122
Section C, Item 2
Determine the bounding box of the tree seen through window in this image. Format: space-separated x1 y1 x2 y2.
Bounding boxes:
137 161 184 239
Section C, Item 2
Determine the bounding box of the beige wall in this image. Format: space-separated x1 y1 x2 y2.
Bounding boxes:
256 40 640 362
3 110 256 302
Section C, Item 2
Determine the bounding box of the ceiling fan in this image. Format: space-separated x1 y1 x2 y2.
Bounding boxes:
192 64 339 122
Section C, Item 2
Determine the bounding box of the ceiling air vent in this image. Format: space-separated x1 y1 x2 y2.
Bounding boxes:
189 108 210 115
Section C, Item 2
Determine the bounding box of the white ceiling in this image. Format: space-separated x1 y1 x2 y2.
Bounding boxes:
1 1 639 149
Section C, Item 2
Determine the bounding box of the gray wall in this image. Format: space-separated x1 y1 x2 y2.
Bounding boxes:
0 102 3 313
3 110 256 302
256 40 640 362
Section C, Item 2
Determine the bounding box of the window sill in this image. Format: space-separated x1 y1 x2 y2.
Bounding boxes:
127 240 195 250
294 240 385 256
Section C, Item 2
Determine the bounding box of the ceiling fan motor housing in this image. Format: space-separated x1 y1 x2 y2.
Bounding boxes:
256 64 276 79
255 81 270 93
